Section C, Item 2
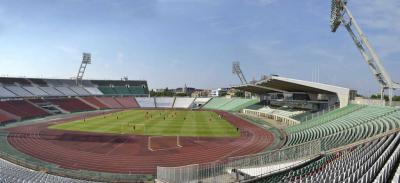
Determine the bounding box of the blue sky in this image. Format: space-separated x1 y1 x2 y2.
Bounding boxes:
0 0 399 95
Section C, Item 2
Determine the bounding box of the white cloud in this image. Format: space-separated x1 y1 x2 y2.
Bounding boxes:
352 0 400 32
349 0 400 59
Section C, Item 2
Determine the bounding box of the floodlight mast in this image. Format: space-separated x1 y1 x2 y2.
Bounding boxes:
76 53 91 86
330 0 400 106
232 62 248 85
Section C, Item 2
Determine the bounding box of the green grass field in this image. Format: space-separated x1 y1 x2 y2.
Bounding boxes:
49 110 240 137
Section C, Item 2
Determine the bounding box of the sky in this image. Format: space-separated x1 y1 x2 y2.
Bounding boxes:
0 0 399 95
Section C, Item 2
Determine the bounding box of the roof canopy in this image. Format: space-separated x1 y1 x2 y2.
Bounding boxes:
233 76 350 107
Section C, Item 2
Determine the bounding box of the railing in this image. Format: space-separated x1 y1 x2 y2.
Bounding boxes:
351 98 385 106
157 140 321 183
299 104 339 122
242 109 300 126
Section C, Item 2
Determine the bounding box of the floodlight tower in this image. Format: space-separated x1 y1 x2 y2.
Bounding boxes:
76 53 91 86
232 61 248 84
330 0 400 106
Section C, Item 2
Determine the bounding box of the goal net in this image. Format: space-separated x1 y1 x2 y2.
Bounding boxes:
148 136 182 151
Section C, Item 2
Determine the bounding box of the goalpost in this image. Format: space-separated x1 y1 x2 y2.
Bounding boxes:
148 136 182 151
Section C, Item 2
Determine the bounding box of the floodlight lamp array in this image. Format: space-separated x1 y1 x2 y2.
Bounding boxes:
82 53 92 64
330 0 346 32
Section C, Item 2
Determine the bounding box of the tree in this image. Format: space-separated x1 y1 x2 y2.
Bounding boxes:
370 94 389 101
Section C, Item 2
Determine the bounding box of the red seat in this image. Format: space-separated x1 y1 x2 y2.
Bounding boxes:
47 98 96 112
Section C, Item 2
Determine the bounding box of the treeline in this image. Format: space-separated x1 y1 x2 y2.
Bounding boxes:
370 94 400 101
149 88 187 97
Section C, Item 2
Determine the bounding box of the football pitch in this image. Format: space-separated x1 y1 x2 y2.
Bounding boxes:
49 110 240 137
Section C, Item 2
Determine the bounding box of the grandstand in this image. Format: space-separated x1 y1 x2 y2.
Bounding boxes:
0 74 398 183
155 97 174 108
250 131 400 182
0 158 93 183
173 97 195 108
202 98 258 112
0 0 399 182
0 77 149 98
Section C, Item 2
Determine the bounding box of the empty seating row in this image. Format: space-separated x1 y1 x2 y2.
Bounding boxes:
0 87 17 98
5 86 33 97
55 87 78 96
192 97 211 108
97 86 147 96
219 99 259 112
0 100 49 120
136 97 155 108
47 98 96 112
173 97 195 108
0 110 20 124
70 87 91 96
0 86 104 98
0 158 95 183
202 98 259 112
286 106 400 150
81 97 109 109
23 86 48 96
84 87 103 95
95 97 124 108
252 132 400 183
155 97 174 108
202 98 233 110
114 97 139 108
286 104 365 134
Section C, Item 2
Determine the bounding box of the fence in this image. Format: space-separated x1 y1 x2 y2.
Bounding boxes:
298 104 339 122
242 109 300 126
157 140 321 183
351 98 385 106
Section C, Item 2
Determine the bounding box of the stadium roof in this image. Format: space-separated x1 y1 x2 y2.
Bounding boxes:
233 75 350 107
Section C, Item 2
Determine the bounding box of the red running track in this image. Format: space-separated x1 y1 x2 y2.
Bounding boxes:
6 110 274 175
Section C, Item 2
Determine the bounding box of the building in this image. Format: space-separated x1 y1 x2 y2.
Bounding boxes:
210 88 229 97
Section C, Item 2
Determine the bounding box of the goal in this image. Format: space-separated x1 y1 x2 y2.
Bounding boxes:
148 136 182 151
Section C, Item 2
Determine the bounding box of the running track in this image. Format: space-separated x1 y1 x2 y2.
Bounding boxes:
6 110 274 175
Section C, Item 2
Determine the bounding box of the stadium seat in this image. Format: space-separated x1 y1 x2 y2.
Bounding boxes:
97 86 116 95
81 97 109 109
39 87 64 96
114 97 139 108
173 97 195 108
0 100 49 119
285 105 400 150
155 97 174 108
55 87 78 96
46 98 96 112
0 157 94 183
95 97 124 108
23 86 49 96
84 87 103 95
202 98 259 112
5 86 34 97
251 132 400 183
0 87 17 98
136 97 156 108
69 87 91 96
0 109 20 124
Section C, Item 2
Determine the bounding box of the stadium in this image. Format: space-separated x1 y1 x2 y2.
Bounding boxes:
1 0 400 183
